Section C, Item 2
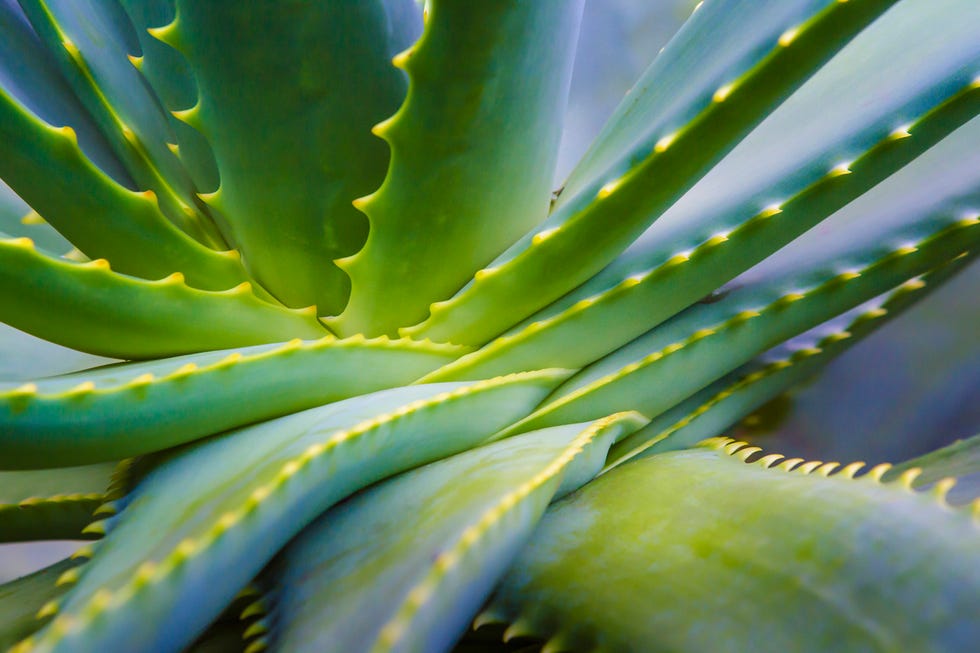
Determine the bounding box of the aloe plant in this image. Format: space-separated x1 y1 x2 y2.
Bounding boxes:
1 0 978 651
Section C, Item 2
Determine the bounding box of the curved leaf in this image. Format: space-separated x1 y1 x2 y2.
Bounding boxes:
263 414 644 653
404 0 899 346
331 0 583 336
0 558 82 650
0 464 113 541
484 439 980 653
17 371 568 653
0 235 325 359
1 336 465 468
166 0 419 312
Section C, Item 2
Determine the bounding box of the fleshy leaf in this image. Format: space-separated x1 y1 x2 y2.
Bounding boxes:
483 440 980 652
15 0 225 247
263 414 644 653
1 336 466 468
0 464 113 541
166 0 420 312
404 0 900 346
885 434 980 504
427 0 980 379
330 0 583 337
608 253 977 466
17 371 568 653
0 87 250 289
0 235 325 359
0 558 83 650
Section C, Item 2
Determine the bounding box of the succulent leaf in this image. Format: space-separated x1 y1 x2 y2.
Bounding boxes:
0 1 131 185
15 0 226 247
404 0 900 346
0 87 250 289
0 558 83 650
0 336 466 468
429 0 980 379
608 254 976 466
485 440 980 652
20 371 567 653
264 414 645 653
0 235 325 359
0 464 113 541
331 0 583 337
167 0 420 313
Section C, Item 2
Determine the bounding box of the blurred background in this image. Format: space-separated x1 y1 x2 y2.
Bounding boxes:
2 0 977 581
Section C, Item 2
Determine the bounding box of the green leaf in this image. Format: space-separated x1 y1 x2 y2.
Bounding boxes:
15 0 226 247
20 371 568 653
0 181 72 256
0 87 250 290
404 0 900 346
0 336 466 468
506 193 978 434
0 558 83 650
0 465 113 542
0 235 325 359
608 253 978 466
165 0 419 313
427 0 980 379
330 0 583 337
885 434 980 504
263 414 644 653
116 0 220 194
483 439 980 653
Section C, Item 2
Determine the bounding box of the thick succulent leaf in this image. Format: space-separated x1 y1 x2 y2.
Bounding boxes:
0 87 250 289
0 1 130 185
16 371 568 653
0 464 113 541
429 0 980 379
0 180 71 256
0 323 113 383
263 414 645 653
503 120 980 433
116 0 220 194
330 0 583 337
0 558 82 650
0 336 466 468
608 253 977 466
15 0 225 247
0 235 325 359
483 439 980 653
404 0 898 346
885 434 980 504
163 0 420 313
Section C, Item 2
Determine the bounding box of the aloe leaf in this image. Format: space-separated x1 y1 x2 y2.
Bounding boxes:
507 173 979 433
162 0 419 314
330 0 583 337
608 253 978 466
0 464 113 541
15 0 226 247
404 0 898 346
0 0 131 185
885 434 980 504
17 371 568 653
0 236 325 359
116 0 220 194
483 439 980 652
0 180 71 256
0 88 251 289
429 2 980 379
0 336 466 468
262 414 644 653
0 558 82 650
